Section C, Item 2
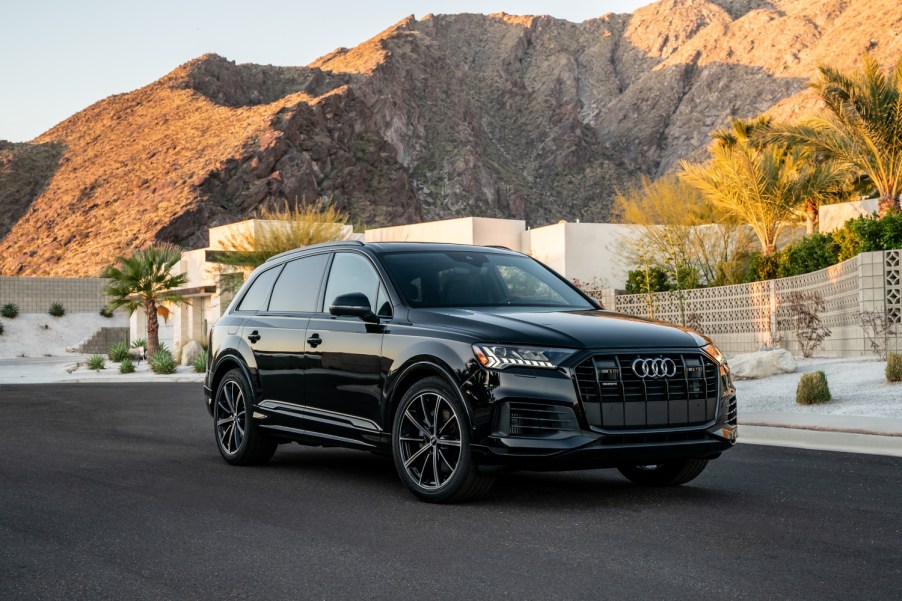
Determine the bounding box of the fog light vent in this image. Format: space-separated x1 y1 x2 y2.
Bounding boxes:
496 403 579 438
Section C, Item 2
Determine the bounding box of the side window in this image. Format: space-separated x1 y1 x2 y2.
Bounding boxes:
268 254 329 313
237 266 281 312
322 253 381 312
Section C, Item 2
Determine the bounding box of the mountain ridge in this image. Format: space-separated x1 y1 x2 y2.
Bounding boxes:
2 0 901 276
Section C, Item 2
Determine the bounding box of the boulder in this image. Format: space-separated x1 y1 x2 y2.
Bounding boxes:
180 340 205 366
127 346 145 361
729 349 797 380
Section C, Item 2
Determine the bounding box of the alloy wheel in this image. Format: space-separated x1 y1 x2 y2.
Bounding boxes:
216 380 246 455
397 392 462 490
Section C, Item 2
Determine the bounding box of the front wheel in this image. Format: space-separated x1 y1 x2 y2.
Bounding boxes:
617 459 709 486
392 377 494 503
213 368 277 465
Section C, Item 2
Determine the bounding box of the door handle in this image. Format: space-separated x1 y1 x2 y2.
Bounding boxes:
247 330 261 344
307 333 322 348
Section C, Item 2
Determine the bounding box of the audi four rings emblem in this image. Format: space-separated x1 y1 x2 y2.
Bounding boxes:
631 357 677 378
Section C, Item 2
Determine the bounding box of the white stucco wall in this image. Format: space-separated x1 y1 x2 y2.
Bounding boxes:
820 198 880 232
364 217 526 249
525 222 639 288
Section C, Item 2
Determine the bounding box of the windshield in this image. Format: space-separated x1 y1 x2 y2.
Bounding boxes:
380 251 594 310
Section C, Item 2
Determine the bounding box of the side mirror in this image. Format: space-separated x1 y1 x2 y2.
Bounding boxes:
329 292 379 323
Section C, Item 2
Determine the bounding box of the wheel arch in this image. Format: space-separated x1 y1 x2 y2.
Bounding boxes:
384 359 474 431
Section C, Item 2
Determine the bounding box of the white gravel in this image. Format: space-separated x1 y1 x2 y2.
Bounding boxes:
735 356 902 418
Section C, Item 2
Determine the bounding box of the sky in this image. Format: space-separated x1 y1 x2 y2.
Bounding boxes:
0 1 652 142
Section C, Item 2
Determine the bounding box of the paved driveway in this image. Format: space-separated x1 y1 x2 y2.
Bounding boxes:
1 383 900 600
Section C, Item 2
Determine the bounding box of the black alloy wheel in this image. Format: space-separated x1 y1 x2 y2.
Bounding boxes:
213 368 277 465
392 377 494 503
617 458 709 486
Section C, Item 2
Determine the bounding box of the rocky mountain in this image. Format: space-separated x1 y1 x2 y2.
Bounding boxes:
1 0 901 276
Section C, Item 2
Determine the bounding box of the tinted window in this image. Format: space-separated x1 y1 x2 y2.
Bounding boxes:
322 253 381 312
237 266 281 312
380 251 592 309
268 254 329 313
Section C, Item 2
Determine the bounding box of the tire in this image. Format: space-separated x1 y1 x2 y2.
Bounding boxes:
213 368 277 465
617 459 709 487
392 377 494 503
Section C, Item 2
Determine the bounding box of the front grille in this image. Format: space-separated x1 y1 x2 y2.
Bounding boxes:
575 353 719 430
495 403 579 438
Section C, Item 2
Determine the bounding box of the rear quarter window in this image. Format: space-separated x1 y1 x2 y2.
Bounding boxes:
236 266 281 312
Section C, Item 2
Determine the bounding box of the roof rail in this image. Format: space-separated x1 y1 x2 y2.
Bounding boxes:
264 239 364 263
485 245 512 251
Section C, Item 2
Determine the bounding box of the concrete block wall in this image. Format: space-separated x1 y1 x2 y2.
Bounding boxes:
0 276 109 314
604 251 901 358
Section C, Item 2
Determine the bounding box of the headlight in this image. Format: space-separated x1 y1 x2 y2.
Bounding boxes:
473 344 575 369
701 342 726 365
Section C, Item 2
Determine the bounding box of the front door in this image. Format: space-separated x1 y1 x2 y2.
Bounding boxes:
304 252 390 444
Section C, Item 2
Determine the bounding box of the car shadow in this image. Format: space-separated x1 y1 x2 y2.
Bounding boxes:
257 445 738 509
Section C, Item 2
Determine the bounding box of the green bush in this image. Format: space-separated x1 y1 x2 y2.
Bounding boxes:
0 320 4 335
149 349 177 375
99 306 114 318
887 352 902 383
192 350 208 373
777 233 840 278
49 303 65 317
131 338 147 349
625 266 670 294
796 371 831 405
1 303 19 318
108 342 129 362
86 355 106 371
119 358 135 374
745 251 779 282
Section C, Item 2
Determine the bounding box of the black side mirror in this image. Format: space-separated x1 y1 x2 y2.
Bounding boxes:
329 292 379 323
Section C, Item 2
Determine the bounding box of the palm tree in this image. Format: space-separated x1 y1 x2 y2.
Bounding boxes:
680 118 848 254
775 54 902 216
102 244 188 357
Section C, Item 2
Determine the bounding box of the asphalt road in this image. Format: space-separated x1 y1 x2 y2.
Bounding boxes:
1 384 900 601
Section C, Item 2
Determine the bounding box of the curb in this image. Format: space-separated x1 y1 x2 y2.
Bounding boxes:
739 420 902 438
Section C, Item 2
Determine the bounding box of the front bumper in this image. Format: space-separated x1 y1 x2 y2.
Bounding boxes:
473 422 736 470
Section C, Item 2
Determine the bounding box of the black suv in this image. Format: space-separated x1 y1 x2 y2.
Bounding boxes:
204 241 736 502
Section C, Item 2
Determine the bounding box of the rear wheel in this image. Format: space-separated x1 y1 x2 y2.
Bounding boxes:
617 459 709 486
213 368 277 465
392 377 494 503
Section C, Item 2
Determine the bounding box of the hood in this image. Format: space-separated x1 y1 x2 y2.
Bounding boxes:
409 308 702 350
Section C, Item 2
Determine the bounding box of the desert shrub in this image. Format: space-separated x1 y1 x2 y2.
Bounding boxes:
887 352 902 383
86 355 106 371
108 342 129 362
119 358 135 374
131 338 147 349
149 349 177 374
796 371 831 405
785 291 831 358
0 321 4 335
193 350 208 373
860 310 899 360
49 303 65 317
1 303 19 318
99 306 114 318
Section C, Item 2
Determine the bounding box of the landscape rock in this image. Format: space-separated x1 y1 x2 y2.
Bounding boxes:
729 349 797 380
128 347 146 361
180 340 205 366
